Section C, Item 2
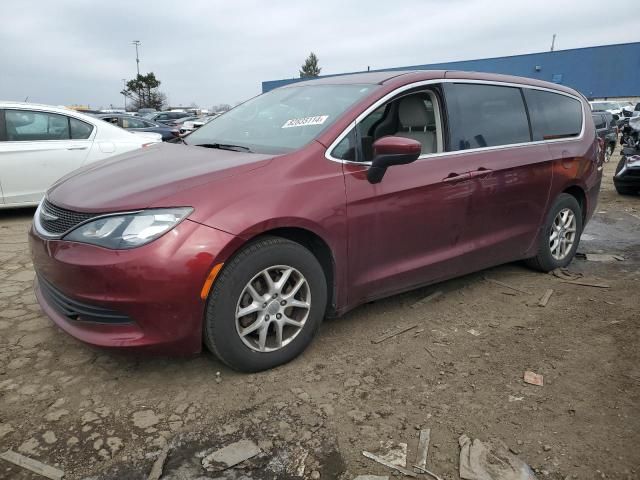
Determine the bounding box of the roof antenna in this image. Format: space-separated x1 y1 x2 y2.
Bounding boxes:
550 34 556 52
24 96 29 102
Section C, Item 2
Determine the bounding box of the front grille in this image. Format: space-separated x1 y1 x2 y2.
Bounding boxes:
40 199 99 235
38 275 132 324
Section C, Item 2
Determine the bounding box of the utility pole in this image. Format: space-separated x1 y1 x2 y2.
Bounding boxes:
550 34 556 52
132 40 141 76
122 79 127 110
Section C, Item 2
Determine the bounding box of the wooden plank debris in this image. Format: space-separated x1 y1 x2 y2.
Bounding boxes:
413 464 444 480
414 428 431 473
411 291 443 309
538 289 554 307
372 325 418 344
560 280 611 289
147 444 170 480
0 450 63 480
483 277 532 295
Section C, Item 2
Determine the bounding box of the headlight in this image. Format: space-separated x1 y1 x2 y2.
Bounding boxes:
64 207 193 249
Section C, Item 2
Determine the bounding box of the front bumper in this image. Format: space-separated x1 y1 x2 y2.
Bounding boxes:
29 219 239 355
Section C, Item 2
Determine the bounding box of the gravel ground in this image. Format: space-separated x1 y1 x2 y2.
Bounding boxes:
0 155 638 480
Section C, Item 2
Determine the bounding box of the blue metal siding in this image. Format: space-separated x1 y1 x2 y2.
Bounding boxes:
262 42 640 98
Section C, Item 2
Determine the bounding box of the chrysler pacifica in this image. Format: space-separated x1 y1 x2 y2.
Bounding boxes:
29 70 602 372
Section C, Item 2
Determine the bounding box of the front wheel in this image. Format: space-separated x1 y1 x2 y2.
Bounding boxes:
203 236 327 372
525 193 583 272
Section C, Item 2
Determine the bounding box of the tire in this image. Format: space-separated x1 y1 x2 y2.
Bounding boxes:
525 193 583 272
203 236 327 372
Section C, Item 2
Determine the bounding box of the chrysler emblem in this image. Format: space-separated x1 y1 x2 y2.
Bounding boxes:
41 211 59 221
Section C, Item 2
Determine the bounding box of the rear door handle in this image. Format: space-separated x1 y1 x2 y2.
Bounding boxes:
469 167 493 177
442 172 470 182
67 146 88 151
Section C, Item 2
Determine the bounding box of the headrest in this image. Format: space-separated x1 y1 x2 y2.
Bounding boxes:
398 96 429 128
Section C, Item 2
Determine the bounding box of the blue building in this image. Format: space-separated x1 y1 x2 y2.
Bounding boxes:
262 42 640 99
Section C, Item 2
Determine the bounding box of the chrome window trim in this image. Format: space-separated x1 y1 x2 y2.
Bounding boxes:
325 78 586 165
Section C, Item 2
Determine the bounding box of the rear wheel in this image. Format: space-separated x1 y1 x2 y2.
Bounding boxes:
525 193 583 272
204 236 327 372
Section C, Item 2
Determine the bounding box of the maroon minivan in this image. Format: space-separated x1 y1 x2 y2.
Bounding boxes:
30 70 602 371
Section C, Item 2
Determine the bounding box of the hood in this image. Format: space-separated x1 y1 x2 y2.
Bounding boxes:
47 142 275 212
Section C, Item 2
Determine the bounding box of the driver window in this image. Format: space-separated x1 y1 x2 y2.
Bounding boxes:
330 90 443 162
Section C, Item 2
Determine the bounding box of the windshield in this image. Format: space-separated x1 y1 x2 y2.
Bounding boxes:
186 84 376 154
591 102 619 111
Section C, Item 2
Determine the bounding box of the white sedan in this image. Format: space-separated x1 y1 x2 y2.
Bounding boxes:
0 102 161 208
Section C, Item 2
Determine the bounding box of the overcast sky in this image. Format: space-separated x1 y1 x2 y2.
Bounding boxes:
2 0 638 109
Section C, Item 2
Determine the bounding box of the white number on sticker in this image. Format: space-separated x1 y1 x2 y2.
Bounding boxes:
282 115 329 128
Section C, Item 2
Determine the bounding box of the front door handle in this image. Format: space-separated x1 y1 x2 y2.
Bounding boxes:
67 146 88 151
442 172 469 182
469 167 493 177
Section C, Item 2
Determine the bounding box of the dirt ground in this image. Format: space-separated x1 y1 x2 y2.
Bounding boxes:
0 155 638 480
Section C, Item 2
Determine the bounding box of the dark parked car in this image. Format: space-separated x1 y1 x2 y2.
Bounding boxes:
145 111 191 124
30 70 602 372
592 112 617 162
97 114 179 141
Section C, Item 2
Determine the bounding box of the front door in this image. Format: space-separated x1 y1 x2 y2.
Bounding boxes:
335 89 478 305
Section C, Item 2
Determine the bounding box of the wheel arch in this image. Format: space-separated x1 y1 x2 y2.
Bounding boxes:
562 184 587 223
250 227 337 316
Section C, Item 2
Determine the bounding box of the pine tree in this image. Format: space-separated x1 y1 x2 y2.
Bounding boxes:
299 52 321 78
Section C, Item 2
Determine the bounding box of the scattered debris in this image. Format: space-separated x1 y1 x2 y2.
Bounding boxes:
354 476 389 480
413 464 444 480
501 291 517 296
0 450 64 480
372 325 418 344
508 395 524 402
523 371 543 386
373 441 407 467
411 290 443 309
537 289 554 307
467 329 481 337
584 253 624 262
215 371 222 384
362 451 417 478
147 444 170 480
560 280 611 289
202 439 261 472
458 435 537 480
484 277 532 295
551 268 582 281
412 328 425 337
414 428 431 473
424 346 437 359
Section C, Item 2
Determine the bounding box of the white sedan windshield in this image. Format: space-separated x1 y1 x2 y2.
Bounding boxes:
186 84 375 154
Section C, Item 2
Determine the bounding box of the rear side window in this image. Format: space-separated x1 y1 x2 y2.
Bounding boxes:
444 83 530 150
70 118 93 139
5 110 70 141
523 89 583 140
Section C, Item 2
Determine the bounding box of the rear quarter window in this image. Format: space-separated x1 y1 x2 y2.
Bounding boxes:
523 89 583 141
444 83 530 150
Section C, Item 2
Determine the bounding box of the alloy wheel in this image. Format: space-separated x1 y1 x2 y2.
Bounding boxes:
549 208 577 260
235 265 311 352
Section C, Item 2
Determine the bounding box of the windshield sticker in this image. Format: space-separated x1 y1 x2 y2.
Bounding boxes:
282 115 329 129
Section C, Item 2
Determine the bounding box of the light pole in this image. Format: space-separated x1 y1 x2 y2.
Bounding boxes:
122 79 127 111
132 40 141 76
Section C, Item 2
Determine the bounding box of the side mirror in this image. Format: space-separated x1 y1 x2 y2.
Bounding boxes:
367 136 422 184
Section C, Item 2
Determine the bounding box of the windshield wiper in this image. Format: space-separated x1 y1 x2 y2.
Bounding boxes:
195 143 252 153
